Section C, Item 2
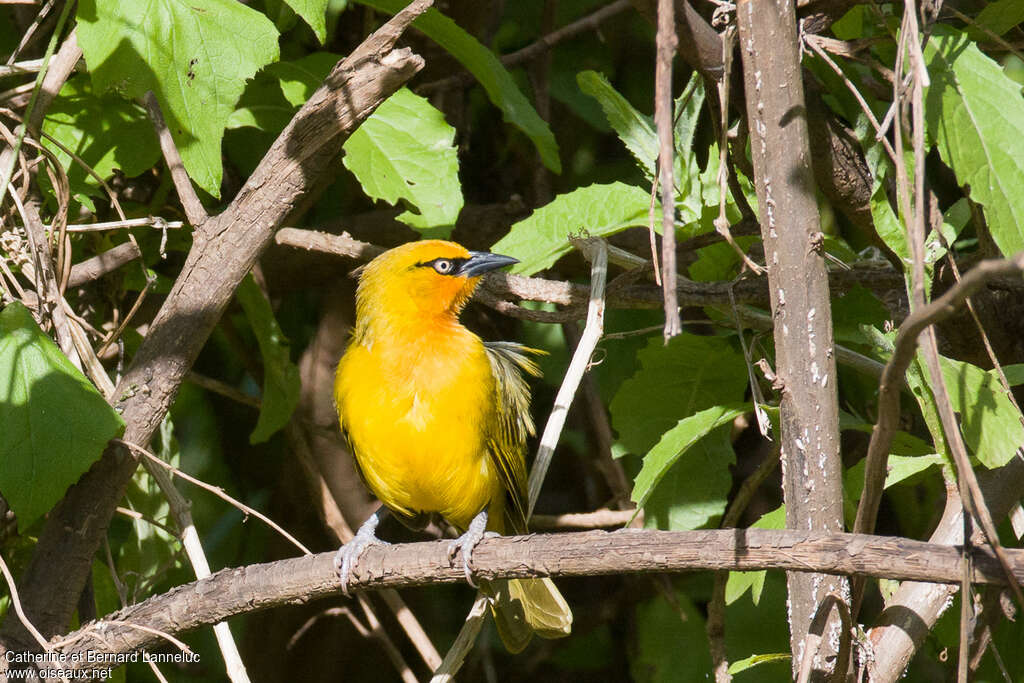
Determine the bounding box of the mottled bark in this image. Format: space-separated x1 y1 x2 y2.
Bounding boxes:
736 0 846 677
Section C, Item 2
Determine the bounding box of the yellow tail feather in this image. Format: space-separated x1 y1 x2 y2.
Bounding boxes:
488 578 573 653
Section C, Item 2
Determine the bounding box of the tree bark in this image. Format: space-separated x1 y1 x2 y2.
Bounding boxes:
736 0 846 678
27 528 1024 675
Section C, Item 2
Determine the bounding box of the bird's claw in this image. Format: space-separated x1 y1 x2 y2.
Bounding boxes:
334 511 389 597
448 511 497 587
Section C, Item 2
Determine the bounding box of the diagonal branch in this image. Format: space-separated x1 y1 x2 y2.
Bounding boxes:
0 0 432 650
852 254 1024 541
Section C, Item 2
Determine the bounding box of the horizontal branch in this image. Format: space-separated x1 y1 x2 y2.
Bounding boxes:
273 227 907 317
43 529 1024 672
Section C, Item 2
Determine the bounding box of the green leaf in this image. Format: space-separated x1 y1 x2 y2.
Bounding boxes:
844 454 944 501
641 425 736 531
355 0 560 173
831 285 890 346
673 73 706 220
925 26 1024 257
973 0 1024 37
940 355 1024 468
1001 364 1024 386
228 53 340 134
281 0 328 42
631 404 748 511
492 182 652 275
42 75 160 199
343 88 463 236
273 52 340 107
727 653 792 676
236 276 301 444
0 302 125 530
577 70 657 178
632 588 712 683
76 0 280 197
725 505 785 606
611 333 747 455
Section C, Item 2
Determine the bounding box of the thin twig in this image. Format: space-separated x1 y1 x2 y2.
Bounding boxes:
142 91 209 226
65 217 185 233
713 25 762 276
531 509 638 530
429 594 490 682
117 434 254 683
186 371 261 408
4 0 57 65
0 0 74 222
655 0 681 340
417 0 631 94
527 238 608 518
116 439 312 556
805 35 898 165
796 593 852 683
0 551 51 651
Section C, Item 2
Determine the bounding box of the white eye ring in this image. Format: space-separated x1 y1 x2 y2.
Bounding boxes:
433 259 453 274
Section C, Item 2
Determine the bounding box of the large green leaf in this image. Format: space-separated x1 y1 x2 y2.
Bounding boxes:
631 404 748 511
236 276 301 444
342 88 463 236
577 70 657 178
0 302 125 530
925 26 1024 257
610 333 747 455
76 0 279 197
491 182 652 275
640 423 736 531
356 0 560 173
940 355 1024 468
42 76 160 200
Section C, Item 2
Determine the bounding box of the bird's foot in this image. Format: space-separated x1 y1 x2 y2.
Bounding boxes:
448 510 498 587
334 510 390 597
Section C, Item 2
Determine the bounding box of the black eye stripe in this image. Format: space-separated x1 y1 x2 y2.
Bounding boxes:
415 258 467 276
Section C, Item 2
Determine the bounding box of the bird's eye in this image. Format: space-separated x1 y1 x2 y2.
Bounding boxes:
432 259 454 275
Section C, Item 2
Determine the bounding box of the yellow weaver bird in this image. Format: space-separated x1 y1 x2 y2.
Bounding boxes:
333 239 572 652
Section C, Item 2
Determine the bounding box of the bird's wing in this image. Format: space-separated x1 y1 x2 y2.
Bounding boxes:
483 341 544 533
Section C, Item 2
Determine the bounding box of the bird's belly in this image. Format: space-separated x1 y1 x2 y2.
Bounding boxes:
342 366 500 530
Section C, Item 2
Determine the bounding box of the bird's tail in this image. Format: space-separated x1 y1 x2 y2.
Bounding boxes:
485 577 572 653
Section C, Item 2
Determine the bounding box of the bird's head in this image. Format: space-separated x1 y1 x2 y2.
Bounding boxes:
354 240 518 338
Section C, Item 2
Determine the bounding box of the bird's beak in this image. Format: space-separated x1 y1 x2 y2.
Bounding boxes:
457 251 519 278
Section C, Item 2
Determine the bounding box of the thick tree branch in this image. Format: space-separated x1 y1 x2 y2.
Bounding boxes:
736 0 845 676
32 529 1024 675
0 1 431 649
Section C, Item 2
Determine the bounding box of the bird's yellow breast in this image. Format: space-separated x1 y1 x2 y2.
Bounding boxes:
335 321 502 530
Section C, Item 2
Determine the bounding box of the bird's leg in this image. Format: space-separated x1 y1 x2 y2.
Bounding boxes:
334 507 391 596
448 509 499 587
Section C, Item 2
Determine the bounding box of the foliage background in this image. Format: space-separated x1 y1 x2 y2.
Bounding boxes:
1 0 1024 681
